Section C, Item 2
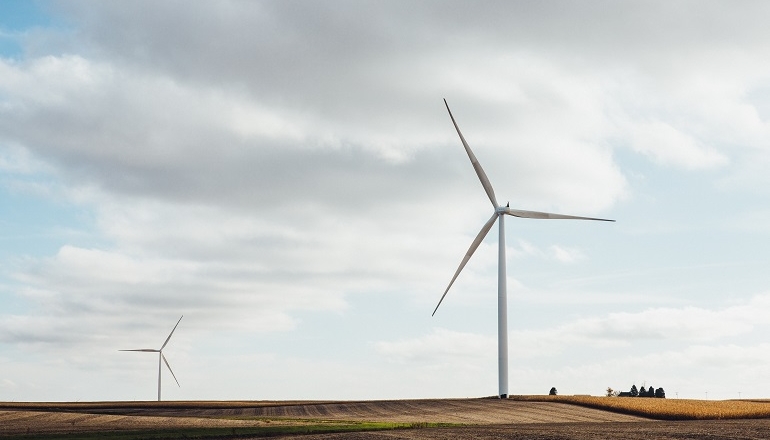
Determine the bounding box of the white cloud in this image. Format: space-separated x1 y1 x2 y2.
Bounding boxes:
375 296 770 399
625 120 728 170
520 294 770 353
382 294 770 362
376 327 495 366
508 241 586 264
0 378 18 389
549 245 585 263
510 341 770 399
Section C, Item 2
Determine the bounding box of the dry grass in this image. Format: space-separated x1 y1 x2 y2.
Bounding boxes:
514 395 770 420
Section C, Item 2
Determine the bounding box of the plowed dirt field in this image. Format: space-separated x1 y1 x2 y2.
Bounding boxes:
274 419 770 440
3 399 770 439
0 399 642 436
97 399 648 423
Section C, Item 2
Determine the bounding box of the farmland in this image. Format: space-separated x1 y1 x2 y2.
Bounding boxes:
3 397 770 439
516 395 770 420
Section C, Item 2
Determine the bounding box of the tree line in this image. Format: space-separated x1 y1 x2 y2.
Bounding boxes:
548 385 666 398
607 384 665 398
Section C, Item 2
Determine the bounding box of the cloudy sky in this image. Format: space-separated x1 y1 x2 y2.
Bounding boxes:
2 0 770 402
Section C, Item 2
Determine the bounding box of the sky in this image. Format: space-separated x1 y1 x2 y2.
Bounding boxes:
1 0 770 402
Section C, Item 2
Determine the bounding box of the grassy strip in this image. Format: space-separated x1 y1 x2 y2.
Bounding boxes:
512 395 770 420
0 421 456 440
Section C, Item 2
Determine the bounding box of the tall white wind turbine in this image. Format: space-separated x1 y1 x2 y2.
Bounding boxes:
120 315 183 401
433 100 614 398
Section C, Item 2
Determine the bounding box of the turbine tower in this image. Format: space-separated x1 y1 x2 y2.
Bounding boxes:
120 315 183 401
433 100 614 398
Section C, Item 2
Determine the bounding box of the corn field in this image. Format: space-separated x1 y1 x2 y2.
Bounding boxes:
515 395 770 420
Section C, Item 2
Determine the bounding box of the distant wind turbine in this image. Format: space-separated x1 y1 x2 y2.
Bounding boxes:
433 100 614 398
120 315 183 401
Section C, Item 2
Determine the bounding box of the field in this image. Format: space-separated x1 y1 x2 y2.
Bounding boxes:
3 397 770 439
515 395 770 420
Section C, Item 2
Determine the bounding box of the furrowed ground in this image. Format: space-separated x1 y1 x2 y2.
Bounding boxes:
0 398 642 437
3 397 770 439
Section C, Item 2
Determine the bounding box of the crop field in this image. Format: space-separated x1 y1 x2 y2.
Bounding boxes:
3 397 770 439
516 395 770 420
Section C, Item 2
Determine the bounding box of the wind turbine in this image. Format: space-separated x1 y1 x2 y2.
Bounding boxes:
120 315 183 401
432 100 614 398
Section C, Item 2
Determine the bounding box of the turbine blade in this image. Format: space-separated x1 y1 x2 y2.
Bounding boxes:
160 315 183 350
503 207 615 222
119 349 160 352
444 99 498 208
162 353 180 387
433 212 498 316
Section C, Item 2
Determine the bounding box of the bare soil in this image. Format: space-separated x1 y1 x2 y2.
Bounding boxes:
94 399 647 424
0 408 282 436
273 419 770 440
3 399 770 439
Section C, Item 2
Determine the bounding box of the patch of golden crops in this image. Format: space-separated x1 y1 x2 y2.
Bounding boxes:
514 395 770 420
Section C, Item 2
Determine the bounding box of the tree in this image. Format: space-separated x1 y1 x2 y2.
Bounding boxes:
606 387 615 397
655 387 666 398
639 386 647 397
630 384 639 397
549 387 557 396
